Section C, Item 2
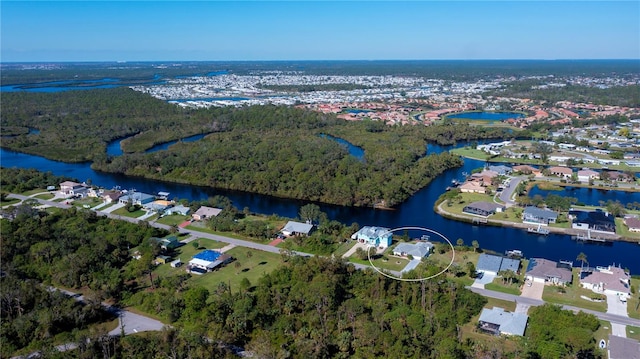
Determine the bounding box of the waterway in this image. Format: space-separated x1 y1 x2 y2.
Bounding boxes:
319 134 365 161
2 141 639 273
528 185 640 207
446 111 525 121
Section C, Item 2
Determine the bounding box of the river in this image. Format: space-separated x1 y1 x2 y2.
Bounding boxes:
2 140 640 273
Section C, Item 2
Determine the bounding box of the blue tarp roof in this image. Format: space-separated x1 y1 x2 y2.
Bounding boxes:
194 249 221 262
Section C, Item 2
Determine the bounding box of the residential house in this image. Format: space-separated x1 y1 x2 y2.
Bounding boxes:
488 165 512 176
192 206 222 221
525 258 573 285
392 241 434 260
577 169 599 182
580 264 631 299
165 204 191 216
101 190 122 203
569 209 616 234
147 200 171 212
187 250 232 274
548 166 573 178
119 192 155 206
59 181 88 197
281 221 314 237
150 235 181 251
512 165 540 176
478 307 528 336
476 254 521 276
606 171 634 182
458 181 486 194
608 334 640 359
522 206 558 226
624 217 640 232
351 226 392 248
463 202 505 217
155 255 170 265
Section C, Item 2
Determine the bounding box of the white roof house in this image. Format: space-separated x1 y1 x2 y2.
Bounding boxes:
192 206 222 221
393 241 434 260
478 307 528 336
281 221 314 236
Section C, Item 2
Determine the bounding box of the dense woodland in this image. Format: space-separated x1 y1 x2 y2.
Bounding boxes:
1 89 510 206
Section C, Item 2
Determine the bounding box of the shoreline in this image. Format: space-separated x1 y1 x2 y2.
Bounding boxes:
434 201 639 244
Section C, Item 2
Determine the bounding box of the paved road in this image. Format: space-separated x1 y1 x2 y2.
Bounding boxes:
467 286 640 327
498 176 525 207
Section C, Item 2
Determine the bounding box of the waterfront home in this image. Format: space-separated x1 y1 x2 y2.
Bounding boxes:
392 241 433 260
522 206 558 226
580 264 631 299
606 170 634 182
608 334 640 359
459 181 486 194
577 169 599 182
569 209 616 234
624 217 640 232
512 164 540 176
187 250 232 274
548 166 573 178
351 226 392 248
463 202 504 217
165 204 191 216
59 181 89 197
478 307 528 336
488 165 512 176
525 258 573 285
476 254 521 276
281 221 314 237
192 206 222 221
101 190 122 203
119 192 155 206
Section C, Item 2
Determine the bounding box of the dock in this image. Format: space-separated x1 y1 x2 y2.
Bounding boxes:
472 218 488 225
527 225 550 235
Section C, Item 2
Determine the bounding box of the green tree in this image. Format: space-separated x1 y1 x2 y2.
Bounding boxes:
577 252 588 272
471 240 479 253
299 203 322 224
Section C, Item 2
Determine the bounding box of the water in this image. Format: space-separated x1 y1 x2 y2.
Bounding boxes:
346 109 373 114
319 134 365 161
2 145 639 273
145 134 207 153
529 185 640 207
446 111 526 121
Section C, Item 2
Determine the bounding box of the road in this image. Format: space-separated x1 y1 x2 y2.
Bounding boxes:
468 287 640 327
498 176 525 207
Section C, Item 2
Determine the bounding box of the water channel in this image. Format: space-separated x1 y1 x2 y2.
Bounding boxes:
2 137 640 273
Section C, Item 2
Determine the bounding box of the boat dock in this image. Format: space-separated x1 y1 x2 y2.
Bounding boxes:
527 224 550 235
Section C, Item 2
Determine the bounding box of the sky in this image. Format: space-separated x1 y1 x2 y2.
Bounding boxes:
1 1 639 62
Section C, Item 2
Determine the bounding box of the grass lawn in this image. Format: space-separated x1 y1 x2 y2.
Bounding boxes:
185 223 271 244
152 238 227 277
628 277 640 319
34 193 55 200
542 271 607 312
450 147 493 161
72 197 103 208
594 320 612 343
188 247 283 295
484 297 517 312
112 206 146 218
459 312 520 354
615 218 640 240
333 240 357 258
349 254 410 273
627 325 640 341
0 198 20 206
21 188 48 196
156 214 189 226
443 192 497 216
485 280 522 296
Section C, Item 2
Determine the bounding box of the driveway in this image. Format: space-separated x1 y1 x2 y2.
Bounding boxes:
471 272 496 289
520 280 544 300
342 241 365 258
606 293 628 316
100 202 125 213
401 259 421 273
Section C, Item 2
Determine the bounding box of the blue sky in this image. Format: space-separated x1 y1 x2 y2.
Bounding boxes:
1 1 638 62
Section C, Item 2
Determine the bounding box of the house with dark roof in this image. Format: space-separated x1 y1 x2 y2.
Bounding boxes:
478 307 528 336
488 165 512 175
522 206 558 226
569 209 616 234
463 202 505 217
476 254 521 276
281 221 314 237
526 258 573 285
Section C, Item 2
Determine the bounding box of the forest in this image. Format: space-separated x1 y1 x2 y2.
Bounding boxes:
1 89 511 207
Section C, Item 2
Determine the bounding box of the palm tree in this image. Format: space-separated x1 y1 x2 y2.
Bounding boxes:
577 252 588 272
471 240 479 253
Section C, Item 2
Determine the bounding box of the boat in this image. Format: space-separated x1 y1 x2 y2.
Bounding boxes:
505 249 523 258
527 224 550 235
